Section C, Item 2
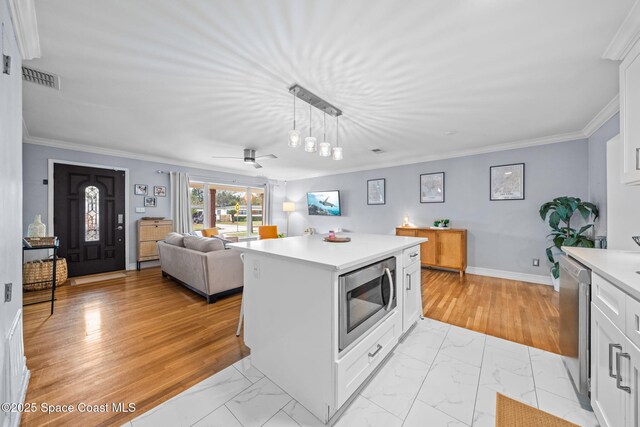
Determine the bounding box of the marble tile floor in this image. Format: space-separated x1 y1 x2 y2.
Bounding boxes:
125 318 599 427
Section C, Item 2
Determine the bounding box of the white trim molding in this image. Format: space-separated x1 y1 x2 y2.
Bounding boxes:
603 0 640 60
582 95 620 137
7 0 40 59
465 266 553 287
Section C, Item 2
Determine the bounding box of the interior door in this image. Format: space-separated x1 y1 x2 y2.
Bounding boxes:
54 163 126 277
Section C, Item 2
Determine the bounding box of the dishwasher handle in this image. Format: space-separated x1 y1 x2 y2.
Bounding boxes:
560 256 591 284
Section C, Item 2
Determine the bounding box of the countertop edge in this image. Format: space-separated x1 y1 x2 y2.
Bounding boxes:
563 247 640 301
230 237 427 271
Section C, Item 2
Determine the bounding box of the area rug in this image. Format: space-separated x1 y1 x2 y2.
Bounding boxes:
70 272 128 286
496 393 579 427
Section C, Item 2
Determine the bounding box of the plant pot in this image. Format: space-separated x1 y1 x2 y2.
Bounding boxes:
551 274 559 292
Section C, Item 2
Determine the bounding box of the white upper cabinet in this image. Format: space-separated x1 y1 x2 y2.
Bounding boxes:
621 40 640 184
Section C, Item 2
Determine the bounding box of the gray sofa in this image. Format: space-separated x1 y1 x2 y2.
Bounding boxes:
157 233 244 303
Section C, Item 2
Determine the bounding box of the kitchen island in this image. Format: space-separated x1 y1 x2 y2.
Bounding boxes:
230 233 426 424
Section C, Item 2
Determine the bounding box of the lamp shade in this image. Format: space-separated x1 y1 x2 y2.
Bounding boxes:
283 202 295 212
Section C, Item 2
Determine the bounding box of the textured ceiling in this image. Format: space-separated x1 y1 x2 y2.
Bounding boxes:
23 0 632 179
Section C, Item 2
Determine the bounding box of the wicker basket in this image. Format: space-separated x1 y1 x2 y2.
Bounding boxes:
23 258 68 291
24 237 58 247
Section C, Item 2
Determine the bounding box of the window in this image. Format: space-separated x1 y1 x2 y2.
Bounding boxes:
85 186 100 241
189 181 265 239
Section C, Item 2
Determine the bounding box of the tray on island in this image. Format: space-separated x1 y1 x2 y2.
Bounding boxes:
323 236 351 243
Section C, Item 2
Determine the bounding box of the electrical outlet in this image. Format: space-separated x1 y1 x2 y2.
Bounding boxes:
5 283 12 302
532 258 540 267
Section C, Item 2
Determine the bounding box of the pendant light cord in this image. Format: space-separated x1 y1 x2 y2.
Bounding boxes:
309 102 312 137
323 112 326 141
292 91 296 130
336 116 339 147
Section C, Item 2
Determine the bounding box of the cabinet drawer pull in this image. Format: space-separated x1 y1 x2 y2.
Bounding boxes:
615 352 631 393
409 253 418 258
368 344 382 358
609 343 622 378
406 273 411 291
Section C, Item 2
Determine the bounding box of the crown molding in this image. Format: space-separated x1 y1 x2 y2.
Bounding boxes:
285 130 588 181
603 0 640 60
7 0 41 59
22 135 269 180
582 95 620 137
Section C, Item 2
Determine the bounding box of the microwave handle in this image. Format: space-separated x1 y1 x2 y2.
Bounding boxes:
385 267 394 311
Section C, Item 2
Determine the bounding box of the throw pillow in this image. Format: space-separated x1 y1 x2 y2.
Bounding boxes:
165 232 185 247
183 235 225 252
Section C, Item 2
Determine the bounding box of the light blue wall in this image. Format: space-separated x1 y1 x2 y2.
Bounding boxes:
22 143 270 267
588 112 620 237
285 139 590 278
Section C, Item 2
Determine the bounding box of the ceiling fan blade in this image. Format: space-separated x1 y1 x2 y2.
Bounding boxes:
253 162 263 169
211 156 243 160
255 154 277 160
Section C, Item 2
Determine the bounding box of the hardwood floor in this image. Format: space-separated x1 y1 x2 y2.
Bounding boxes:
422 268 560 353
21 266 559 426
21 268 248 426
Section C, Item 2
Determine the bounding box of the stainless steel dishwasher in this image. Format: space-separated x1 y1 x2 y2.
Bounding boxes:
559 255 592 399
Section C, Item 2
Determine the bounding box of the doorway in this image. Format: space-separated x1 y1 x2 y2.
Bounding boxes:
53 163 127 277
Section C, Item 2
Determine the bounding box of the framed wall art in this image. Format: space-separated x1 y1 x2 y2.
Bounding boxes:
490 163 525 201
134 184 148 195
367 178 385 205
420 172 445 203
154 186 166 197
144 196 157 207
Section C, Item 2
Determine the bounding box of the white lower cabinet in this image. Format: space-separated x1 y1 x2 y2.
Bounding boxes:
592 303 640 427
402 246 422 332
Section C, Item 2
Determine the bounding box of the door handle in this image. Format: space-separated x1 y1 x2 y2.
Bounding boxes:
116 225 124 231
406 273 411 291
616 351 631 393
384 268 394 311
609 343 622 378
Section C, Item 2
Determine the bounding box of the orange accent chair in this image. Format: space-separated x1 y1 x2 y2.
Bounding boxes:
258 225 278 240
202 228 219 237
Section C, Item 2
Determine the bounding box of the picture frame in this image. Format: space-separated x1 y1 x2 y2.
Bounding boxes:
490 163 525 201
420 172 445 203
154 186 166 197
144 196 157 207
367 178 386 205
134 184 148 196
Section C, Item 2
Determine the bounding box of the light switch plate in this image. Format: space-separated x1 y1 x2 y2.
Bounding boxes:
136 207 146 213
5 283 12 302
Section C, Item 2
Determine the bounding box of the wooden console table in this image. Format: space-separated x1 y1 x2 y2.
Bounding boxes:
396 227 467 277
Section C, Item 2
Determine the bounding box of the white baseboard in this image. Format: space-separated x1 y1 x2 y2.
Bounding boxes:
466 266 552 286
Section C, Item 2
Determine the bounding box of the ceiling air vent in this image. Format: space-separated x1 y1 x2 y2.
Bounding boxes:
371 148 385 154
22 66 60 90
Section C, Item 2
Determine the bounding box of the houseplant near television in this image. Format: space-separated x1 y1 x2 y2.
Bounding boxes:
539 196 598 289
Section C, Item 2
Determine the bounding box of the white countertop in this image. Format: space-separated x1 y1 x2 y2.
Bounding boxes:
229 233 427 271
563 247 640 301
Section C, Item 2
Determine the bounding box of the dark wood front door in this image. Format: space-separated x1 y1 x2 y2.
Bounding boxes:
54 164 126 277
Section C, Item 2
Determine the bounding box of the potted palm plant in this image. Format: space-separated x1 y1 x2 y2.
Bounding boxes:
539 197 598 291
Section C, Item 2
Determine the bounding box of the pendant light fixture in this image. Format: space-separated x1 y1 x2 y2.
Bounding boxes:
318 112 332 157
287 89 300 147
304 102 317 152
332 115 343 160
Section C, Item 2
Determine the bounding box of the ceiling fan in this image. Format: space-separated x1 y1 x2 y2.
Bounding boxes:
212 148 277 169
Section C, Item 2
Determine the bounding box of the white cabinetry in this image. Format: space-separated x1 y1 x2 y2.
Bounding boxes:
621 39 640 184
402 246 422 332
591 273 640 427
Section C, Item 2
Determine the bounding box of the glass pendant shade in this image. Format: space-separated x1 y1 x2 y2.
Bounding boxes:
332 146 343 160
318 141 331 157
304 136 317 152
288 129 301 147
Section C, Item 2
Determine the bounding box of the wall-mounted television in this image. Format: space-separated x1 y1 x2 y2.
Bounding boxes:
307 190 341 216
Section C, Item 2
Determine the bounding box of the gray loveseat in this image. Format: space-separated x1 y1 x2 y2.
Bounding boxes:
157 233 244 303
